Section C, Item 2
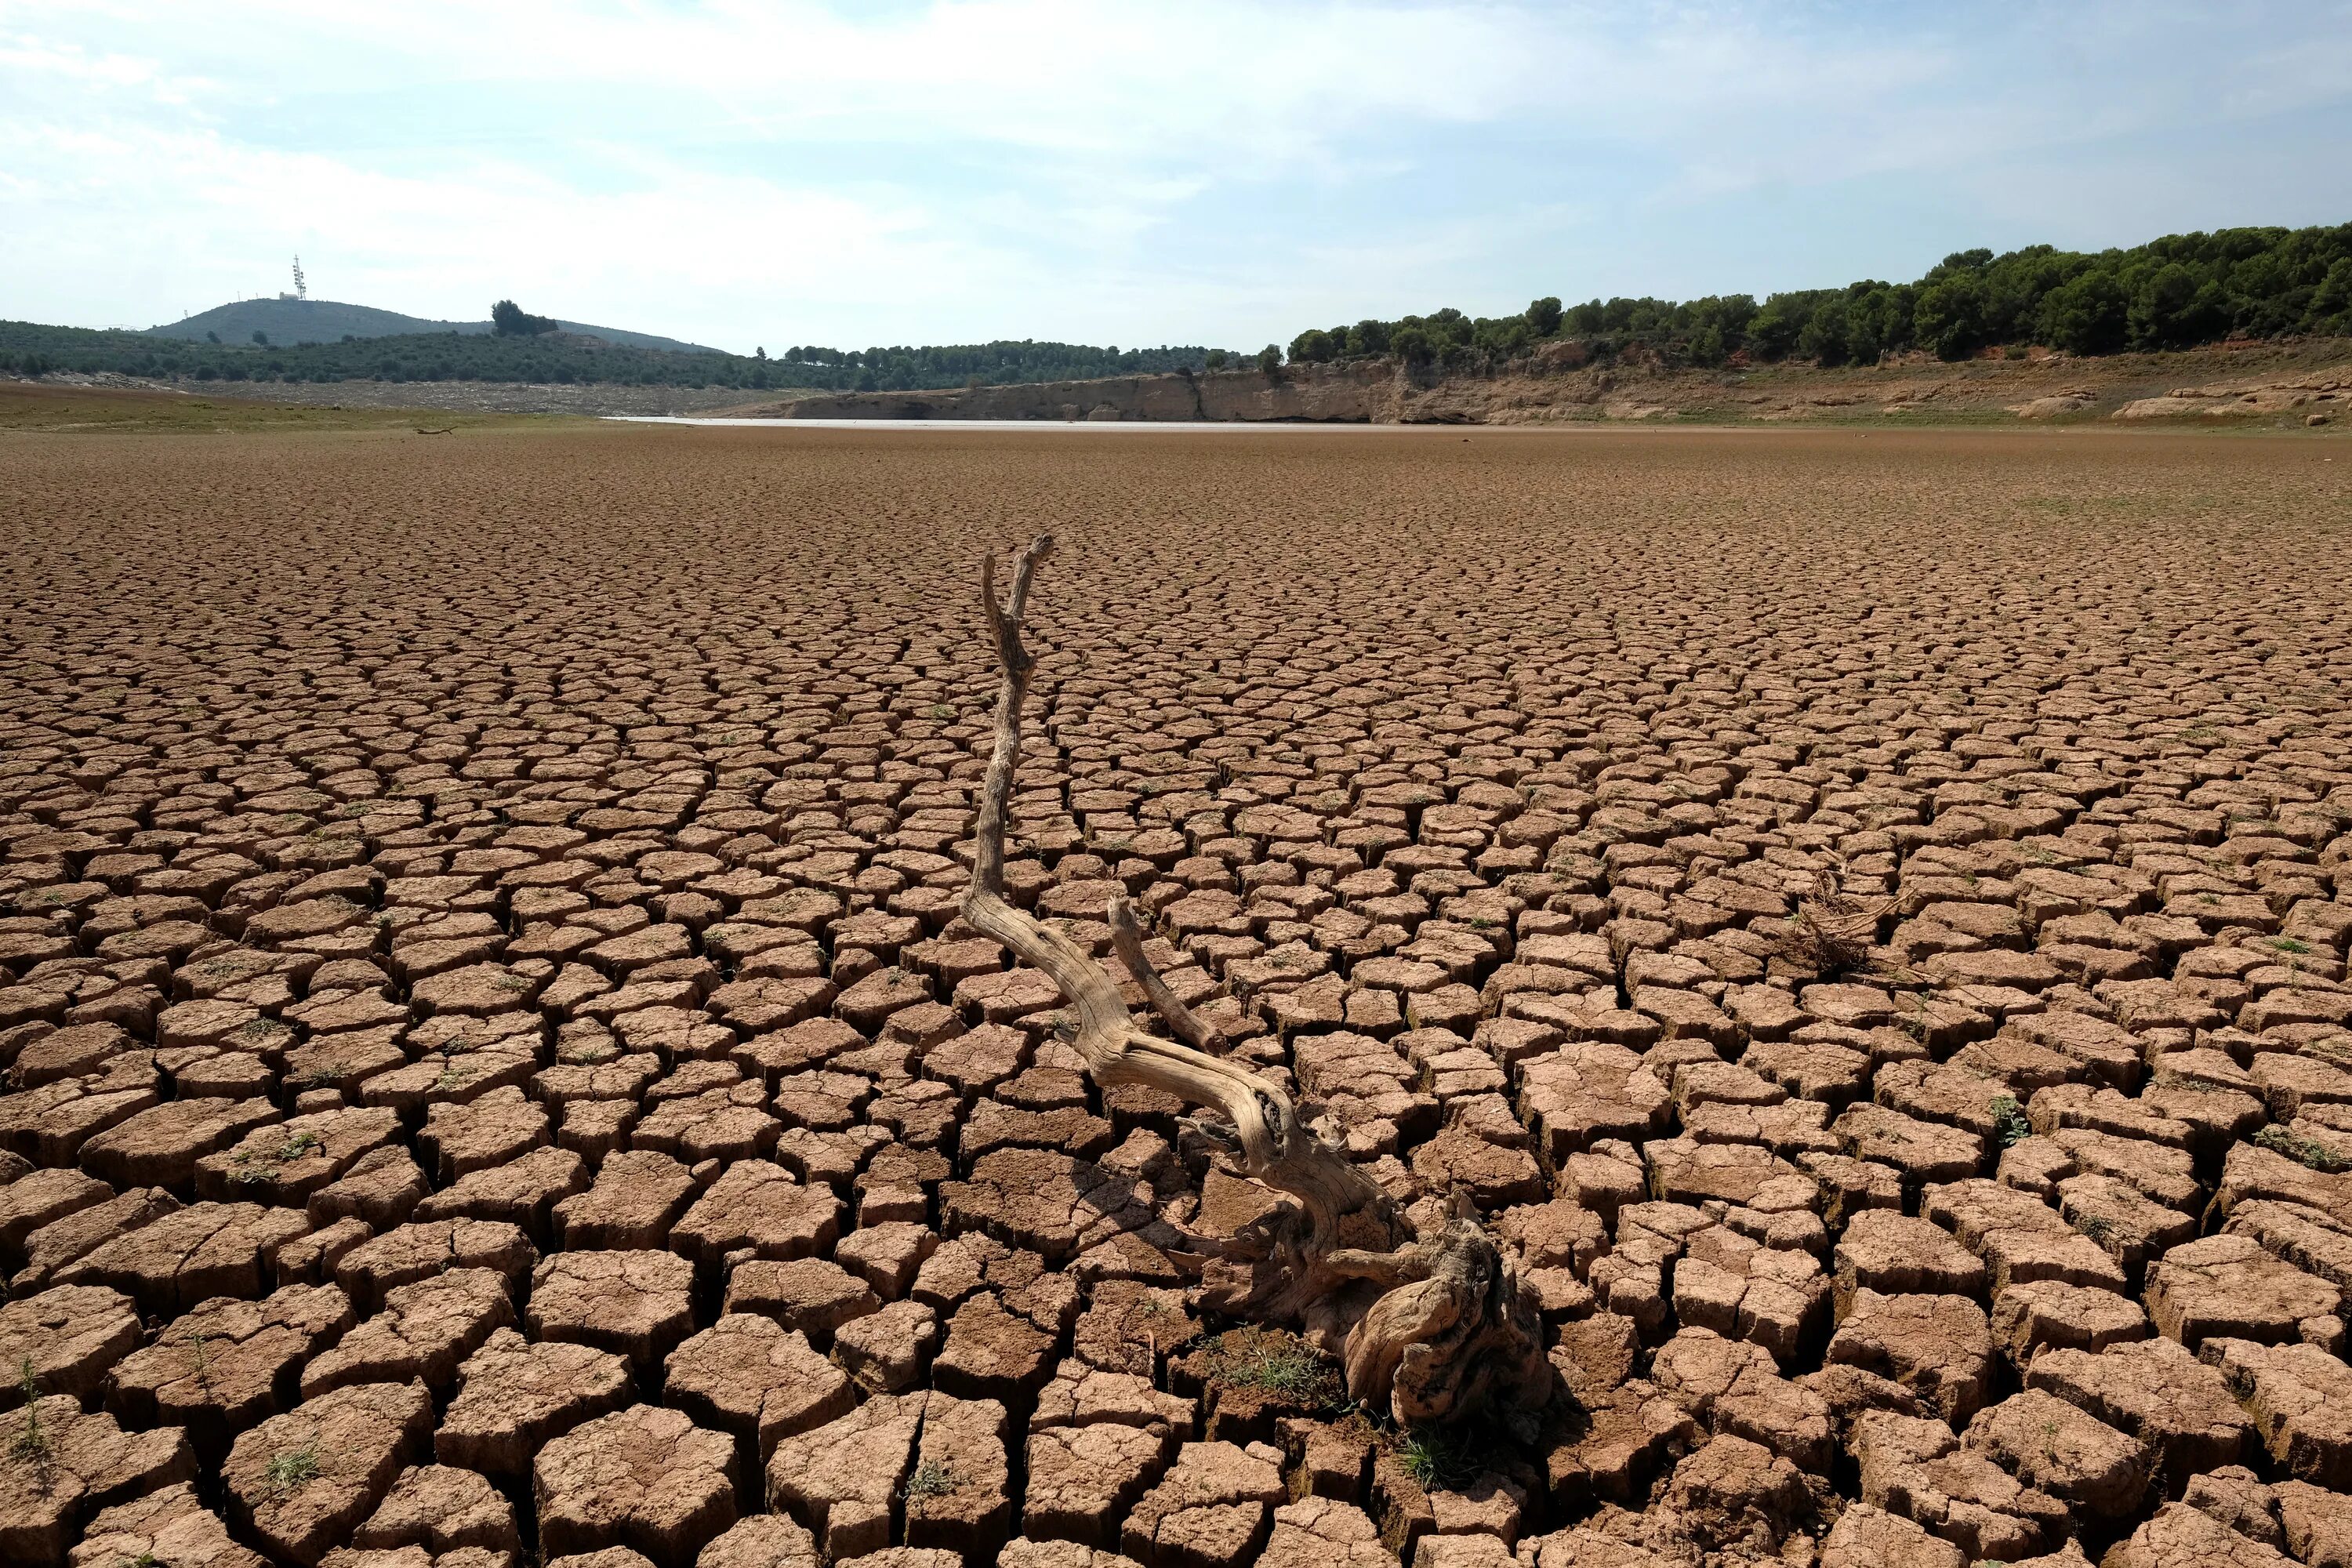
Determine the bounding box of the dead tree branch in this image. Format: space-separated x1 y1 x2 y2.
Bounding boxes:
1767 862 1896 983
960 535 1545 1425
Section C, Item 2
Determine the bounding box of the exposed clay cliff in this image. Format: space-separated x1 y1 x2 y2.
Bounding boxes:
728 339 2352 428
771 364 1399 423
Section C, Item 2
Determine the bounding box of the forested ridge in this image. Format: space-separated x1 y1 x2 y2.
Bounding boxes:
0 321 1218 393
1286 223 2352 370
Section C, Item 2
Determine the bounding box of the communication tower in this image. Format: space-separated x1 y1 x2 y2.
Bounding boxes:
291 256 307 300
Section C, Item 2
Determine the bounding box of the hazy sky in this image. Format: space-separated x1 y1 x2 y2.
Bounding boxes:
5 2 2349 354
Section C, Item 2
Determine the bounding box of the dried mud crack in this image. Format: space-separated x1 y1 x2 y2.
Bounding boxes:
0 423 2348 1568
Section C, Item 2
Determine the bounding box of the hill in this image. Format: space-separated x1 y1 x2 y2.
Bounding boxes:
0 319 1225 396
148 296 715 354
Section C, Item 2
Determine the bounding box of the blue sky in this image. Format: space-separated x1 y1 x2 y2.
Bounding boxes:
3 1 2348 354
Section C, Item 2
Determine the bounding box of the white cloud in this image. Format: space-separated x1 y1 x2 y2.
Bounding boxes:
1 1 2346 348
0 29 202 98
0 114 1028 346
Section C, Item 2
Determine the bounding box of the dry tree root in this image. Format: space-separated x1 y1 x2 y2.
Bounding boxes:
961 534 1547 1426
1766 863 1896 983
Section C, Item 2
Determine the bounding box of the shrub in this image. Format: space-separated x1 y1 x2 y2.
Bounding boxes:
490 299 559 337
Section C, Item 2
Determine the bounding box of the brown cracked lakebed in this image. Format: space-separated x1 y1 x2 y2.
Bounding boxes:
1 420 2350 1567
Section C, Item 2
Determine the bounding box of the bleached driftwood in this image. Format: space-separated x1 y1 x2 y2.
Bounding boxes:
961 535 1544 1424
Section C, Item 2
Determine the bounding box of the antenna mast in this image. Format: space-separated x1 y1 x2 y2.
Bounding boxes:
292 255 307 300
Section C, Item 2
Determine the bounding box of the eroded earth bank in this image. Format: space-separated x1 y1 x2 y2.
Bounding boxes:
753 340 2352 428
1 425 2350 1568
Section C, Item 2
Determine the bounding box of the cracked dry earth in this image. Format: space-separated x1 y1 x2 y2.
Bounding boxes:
0 423 2348 1568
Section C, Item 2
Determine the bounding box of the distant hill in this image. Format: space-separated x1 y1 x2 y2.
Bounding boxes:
6 314 1222 396
148 296 716 354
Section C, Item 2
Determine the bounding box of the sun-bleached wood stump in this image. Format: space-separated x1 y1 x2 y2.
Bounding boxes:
960 534 1548 1425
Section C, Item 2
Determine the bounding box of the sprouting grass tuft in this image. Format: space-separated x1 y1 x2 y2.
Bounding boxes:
1196 1327 1344 1408
902 1457 956 1500
1397 1425 1484 1491
265 1443 319 1494
2256 1124 2345 1173
12 1358 49 1462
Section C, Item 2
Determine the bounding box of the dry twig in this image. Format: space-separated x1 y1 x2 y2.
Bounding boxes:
1769 863 1895 982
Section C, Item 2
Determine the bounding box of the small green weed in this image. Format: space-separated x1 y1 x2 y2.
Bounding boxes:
1197 1327 1344 1408
1397 1425 1484 1491
265 1443 319 1494
1988 1096 2032 1149
902 1458 956 1500
2256 1124 2345 1173
12 1358 48 1461
2307 1036 2352 1069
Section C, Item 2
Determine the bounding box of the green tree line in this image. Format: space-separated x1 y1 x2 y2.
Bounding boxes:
0 321 1223 392
1285 224 2352 370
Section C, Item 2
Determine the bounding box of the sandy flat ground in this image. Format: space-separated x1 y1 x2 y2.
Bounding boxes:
2 424 2349 1567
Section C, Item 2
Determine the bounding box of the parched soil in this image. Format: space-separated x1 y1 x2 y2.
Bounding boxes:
1 423 2349 1568
0 380 579 436
168 376 806 418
